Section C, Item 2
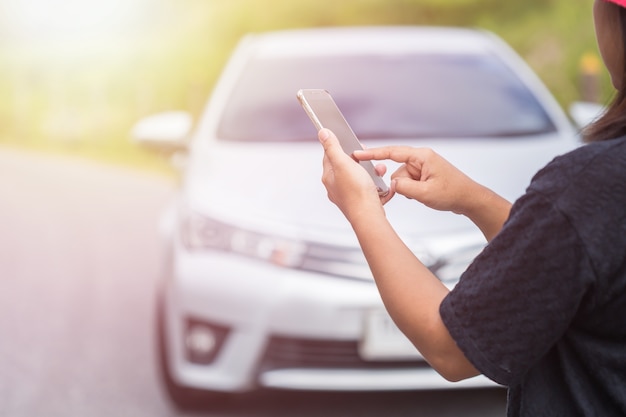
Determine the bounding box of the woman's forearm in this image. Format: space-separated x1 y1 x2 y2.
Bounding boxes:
317 130 480 380
459 184 512 242
347 206 480 381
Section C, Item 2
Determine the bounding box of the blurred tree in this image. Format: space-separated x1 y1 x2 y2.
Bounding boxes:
0 0 606 172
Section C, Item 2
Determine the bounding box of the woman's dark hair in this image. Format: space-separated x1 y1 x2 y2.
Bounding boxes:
584 6 626 142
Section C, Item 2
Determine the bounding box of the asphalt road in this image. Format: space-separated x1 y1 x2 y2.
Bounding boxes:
0 147 506 416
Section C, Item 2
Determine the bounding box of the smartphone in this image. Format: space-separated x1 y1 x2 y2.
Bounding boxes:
297 89 389 197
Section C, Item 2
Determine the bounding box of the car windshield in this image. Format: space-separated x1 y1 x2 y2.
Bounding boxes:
217 53 557 142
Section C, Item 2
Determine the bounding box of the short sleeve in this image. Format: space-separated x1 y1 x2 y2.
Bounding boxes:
439 190 595 386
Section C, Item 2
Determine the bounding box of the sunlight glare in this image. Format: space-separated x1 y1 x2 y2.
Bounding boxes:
2 0 146 41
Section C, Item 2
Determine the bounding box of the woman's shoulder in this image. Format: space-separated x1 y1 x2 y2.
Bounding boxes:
521 136 626 285
567 134 626 164
528 135 626 197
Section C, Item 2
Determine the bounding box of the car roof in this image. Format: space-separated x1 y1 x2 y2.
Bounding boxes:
245 26 498 57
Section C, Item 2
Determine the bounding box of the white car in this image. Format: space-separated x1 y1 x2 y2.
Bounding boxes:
133 26 583 409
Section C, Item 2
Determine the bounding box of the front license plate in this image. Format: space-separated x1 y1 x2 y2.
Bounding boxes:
359 309 424 361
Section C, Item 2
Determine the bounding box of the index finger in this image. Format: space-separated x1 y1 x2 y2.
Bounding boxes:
353 146 422 164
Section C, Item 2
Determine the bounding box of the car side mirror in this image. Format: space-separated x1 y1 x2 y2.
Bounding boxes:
131 111 192 154
569 101 605 130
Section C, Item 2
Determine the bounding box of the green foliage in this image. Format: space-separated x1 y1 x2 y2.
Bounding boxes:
0 0 608 173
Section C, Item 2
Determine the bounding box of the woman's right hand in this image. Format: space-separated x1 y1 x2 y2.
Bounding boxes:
355 146 478 215
354 146 512 241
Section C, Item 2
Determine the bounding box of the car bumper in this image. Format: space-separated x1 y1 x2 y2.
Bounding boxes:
163 248 500 393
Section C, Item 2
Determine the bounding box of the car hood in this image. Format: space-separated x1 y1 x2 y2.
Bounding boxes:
184 135 577 246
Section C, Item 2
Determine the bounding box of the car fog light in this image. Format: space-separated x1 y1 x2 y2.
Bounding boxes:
184 319 229 365
185 325 217 362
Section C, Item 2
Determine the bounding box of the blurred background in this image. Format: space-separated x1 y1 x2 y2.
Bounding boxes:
0 0 608 173
0 1 609 416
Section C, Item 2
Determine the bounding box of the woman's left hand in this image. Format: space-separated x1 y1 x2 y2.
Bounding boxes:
318 128 394 220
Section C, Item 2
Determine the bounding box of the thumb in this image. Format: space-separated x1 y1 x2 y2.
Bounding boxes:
393 176 428 201
318 128 345 160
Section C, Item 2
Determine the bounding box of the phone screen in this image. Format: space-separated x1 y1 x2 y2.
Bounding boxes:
297 89 389 196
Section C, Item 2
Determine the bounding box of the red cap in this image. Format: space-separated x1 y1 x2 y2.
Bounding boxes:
605 0 626 7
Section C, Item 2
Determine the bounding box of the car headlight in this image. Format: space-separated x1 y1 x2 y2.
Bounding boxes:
181 211 307 268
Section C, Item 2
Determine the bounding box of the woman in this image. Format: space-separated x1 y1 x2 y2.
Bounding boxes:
317 0 626 415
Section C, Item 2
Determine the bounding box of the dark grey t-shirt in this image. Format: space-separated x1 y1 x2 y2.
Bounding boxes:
440 136 626 416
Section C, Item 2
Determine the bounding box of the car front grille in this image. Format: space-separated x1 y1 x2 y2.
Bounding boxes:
259 335 429 372
300 242 373 281
299 241 440 282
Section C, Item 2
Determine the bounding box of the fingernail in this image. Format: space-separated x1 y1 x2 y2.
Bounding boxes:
318 129 329 142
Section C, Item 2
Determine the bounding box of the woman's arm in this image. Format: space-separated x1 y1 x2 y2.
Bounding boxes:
318 128 479 381
357 146 512 242
350 206 480 381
